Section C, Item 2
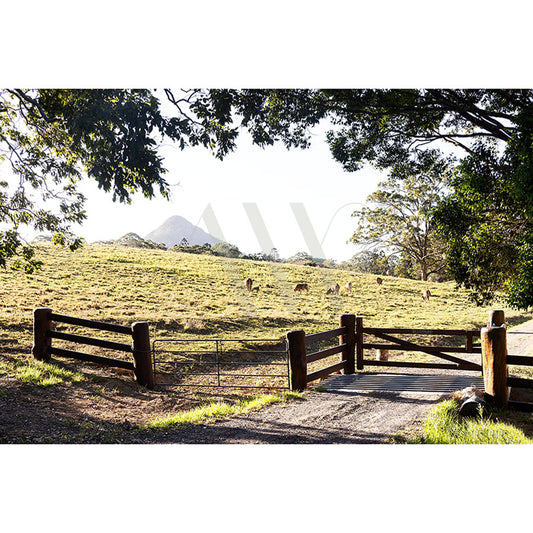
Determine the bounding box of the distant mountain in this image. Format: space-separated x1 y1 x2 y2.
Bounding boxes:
145 215 221 247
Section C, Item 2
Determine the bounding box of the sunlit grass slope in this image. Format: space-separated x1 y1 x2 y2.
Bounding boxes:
1 243 531 347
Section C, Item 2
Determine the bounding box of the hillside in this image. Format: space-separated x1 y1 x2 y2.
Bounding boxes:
145 215 221 247
1 243 531 347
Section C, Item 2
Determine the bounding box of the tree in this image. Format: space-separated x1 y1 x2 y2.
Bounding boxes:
0 89 219 272
211 241 241 258
350 151 450 281
169 89 532 306
347 250 397 276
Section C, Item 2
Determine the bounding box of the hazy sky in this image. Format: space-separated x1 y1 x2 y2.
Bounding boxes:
74 118 384 261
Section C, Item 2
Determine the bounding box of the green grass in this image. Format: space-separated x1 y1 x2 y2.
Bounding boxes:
411 399 533 444
0 358 84 387
142 391 304 429
2 243 531 345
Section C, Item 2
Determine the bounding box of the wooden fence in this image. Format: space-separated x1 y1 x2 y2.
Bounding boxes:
356 317 482 372
32 307 154 388
287 314 355 391
287 310 533 412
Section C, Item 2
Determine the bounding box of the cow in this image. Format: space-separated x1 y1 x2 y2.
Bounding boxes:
422 289 431 301
345 282 352 294
245 278 253 291
376 277 383 285
294 283 309 293
326 283 340 295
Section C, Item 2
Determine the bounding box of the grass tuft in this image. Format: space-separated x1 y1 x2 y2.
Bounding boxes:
412 399 533 444
143 391 304 429
0 358 84 387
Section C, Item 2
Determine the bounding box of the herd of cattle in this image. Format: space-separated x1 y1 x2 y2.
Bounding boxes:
244 277 432 300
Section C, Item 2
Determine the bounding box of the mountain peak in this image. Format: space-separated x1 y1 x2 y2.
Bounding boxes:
145 216 221 247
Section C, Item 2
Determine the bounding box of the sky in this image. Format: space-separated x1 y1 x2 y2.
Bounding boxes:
73 117 384 261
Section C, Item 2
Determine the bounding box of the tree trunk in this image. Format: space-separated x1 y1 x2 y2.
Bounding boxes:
421 262 428 281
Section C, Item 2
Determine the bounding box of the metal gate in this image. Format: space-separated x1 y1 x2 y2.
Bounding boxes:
152 337 290 390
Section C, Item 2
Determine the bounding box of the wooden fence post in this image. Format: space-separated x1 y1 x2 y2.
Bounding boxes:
376 349 389 362
481 311 508 408
131 322 155 389
489 309 505 327
32 307 52 361
356 316 364 370
287 329 307 391
340 314 356 374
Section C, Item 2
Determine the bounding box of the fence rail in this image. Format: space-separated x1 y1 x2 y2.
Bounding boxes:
287 314 355 390
32 307 154 388
357 322 482 372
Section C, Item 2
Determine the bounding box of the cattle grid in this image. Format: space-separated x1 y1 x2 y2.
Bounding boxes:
152 338 290 390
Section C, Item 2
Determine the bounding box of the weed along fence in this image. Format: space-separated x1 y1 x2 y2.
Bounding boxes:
32 307 155 388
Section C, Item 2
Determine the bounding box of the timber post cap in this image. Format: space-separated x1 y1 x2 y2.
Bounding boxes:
488 310 505 327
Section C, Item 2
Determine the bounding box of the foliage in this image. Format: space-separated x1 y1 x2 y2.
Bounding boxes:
0 88 199 272
211 241 241 258
113 232 167 250
351 151 451 281
345 250 397 276
173 242 215 255
412 399 533 444
241 247 281 262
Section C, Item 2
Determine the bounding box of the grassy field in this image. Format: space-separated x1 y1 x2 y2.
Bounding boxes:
2 243 533 443
1 243 530 345
2 242 533 384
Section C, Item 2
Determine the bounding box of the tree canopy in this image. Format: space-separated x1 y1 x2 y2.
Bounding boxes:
0 89 223 272
351 151 450 281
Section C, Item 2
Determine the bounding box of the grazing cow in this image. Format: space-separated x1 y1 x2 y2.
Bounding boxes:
326 283 340 295
422 289 431 301
294 283 309 293
345 282 352 294
251 286 260 293
245 278 253 291
376 277 383 286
